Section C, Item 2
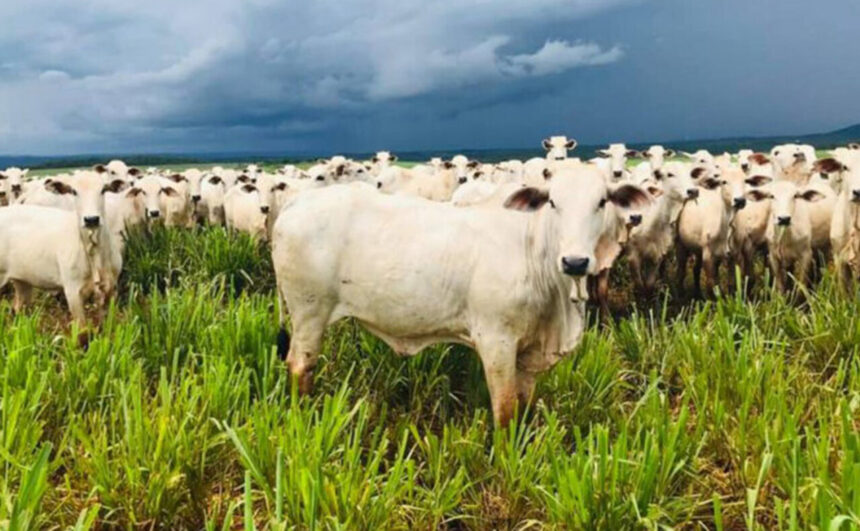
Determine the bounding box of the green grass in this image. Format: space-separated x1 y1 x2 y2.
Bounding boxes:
1 226 859 529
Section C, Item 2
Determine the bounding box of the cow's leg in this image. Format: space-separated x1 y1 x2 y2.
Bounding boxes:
692 250 704 299
11 281 32 314
596 269 611 318
515 368 538 412
628 252 644 293
675 245 689 296
703 249 717 297
478 339 518 428
769 253 785 293
796 252 812 289
285 307 330 395
644 257 660 294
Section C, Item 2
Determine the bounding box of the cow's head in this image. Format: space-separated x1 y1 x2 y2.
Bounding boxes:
45 171 124 230
504 165 649 277
747 180 824 228
597 143 636 179
542 136 577 161
642 145 675 177
128 175 180 220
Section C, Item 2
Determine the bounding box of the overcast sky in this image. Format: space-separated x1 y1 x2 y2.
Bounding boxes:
2 0 859 156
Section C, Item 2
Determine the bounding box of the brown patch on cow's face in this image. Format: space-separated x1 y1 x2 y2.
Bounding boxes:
503 187 550 211
813 158 846 174
749 153 770 165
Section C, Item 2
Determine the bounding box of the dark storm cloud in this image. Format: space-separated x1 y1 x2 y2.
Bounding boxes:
1 0 858 156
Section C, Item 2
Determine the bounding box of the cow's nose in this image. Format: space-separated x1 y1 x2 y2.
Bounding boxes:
733 197 747 210
191 195 201 203
316 176 326 182
687 188 699 199
458 176 467 184
561 256 590 276
11 184 21 193
852 190 860 202
83 216 100 228
260 205 270 214
741 163 750 172
629 214 643 226
613 170 623 178
148 210 161 219
777 216 791 226
653 170 663 179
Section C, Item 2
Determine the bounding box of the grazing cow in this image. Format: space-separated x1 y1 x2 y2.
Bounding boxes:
0 172 124 327
224 184 269 241
747 181 824 292
542 136 577 161
272 168 649 426
597 143 637 180
1 168 29 202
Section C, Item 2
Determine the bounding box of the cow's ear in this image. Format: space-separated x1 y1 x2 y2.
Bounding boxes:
390 154 398 162
161 186 179 197
102 179 128 194
607 184 650 209
812 158 846 174
625 149 640 159
46 180 76 195
542 139 552 150
664 149 676 158
21 169 28 176
690 167 708 180
93 164 107 174
241 184 257 193
208 176 223 185
647 185 663 197
272 182 288 191
565 139 577 150
443 161 455 169
797 189 825 202
746 189 772 202
749 153 770 165
126 187 143 198
745 175 772 187
596 149 609 157
466 160 479 169
128 167 141 177
168 173 186 183
0 173 7 180
848 142 860 150
371 157 378 163
504 187 549 211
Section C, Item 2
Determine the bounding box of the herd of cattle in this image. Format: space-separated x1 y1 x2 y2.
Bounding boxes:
2 137 860 425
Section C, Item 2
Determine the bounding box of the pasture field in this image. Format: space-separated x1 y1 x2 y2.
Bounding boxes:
1 224 860 529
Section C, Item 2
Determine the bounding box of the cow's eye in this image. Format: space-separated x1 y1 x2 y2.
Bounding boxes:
820 172 828 179
598 198 607 209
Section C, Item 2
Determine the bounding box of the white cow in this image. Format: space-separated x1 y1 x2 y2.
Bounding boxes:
640 145 676 178
0 172 123 328
597 143 637 180
271 168 649 426
747 181 824 292
827 155 860 287
1 168 29 202
130 175 183 223
770 143 815 185
224 184 269 241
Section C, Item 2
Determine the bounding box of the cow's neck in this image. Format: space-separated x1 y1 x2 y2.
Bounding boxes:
526 208 572 296
78 225 115 289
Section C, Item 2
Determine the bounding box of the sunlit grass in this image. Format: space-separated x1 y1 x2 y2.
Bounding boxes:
0 226 858 529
